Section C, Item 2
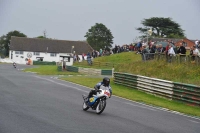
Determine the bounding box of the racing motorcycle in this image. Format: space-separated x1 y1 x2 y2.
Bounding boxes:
82 85 111 114
13 62 16 68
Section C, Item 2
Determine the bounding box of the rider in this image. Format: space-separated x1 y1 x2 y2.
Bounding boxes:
88 77 112 98
13 62 16 67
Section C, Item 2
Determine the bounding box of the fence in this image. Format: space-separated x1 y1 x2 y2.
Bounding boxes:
114 72 200 106
75 60 117 68
79 67 101 75
33 61 56 65
142 53 200 65
60 65 113 76
66 66 79 72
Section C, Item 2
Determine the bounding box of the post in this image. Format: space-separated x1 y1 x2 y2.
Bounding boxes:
147 34 148 45
71 46 74 55
112 68 114 78
147 28 152 46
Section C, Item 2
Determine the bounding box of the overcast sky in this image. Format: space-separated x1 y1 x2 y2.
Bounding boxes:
0 0 200 46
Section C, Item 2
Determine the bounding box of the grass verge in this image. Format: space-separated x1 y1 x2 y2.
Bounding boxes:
60 76 200 117
23 65 83 75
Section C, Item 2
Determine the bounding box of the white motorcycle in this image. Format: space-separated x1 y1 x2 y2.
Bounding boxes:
82 85 111 114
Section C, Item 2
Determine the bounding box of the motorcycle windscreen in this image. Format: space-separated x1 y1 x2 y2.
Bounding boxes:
88 96 98 106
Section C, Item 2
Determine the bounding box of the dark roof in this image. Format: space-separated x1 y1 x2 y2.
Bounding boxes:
10 37 93 54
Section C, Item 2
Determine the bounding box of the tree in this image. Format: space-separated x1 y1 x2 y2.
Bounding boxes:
36 30 48 39
84 23 114 50
136 17 185 38
36 36 46 39
0 30 27 56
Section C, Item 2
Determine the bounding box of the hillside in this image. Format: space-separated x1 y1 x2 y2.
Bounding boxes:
74 52 200 86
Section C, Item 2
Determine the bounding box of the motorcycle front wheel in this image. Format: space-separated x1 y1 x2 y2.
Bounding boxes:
96 99 106 114
82 102 89 111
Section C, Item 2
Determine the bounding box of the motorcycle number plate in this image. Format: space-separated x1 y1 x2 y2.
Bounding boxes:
89 97 95 102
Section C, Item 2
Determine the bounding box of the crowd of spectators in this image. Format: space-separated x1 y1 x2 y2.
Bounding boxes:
73 39 200 63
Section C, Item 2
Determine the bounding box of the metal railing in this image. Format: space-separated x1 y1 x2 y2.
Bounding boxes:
141 53 200 65
75 60 117 68
64 65 113 76
114 72 200 106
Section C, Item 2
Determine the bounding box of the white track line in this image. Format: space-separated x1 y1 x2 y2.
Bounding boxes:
34 76 88 93
189 120 199 124
125 102 157 111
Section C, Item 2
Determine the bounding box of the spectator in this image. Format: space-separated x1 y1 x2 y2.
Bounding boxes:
149 44 156 59
168 44 176 63
195 39 199 48
91 50 95 58
87 51 92 65
198 41 200 49
190 46 195 61
177 42 186 62
82 53 85 60
140 45 149 61
193 45 200 57
165 42 170 62
99 49 102 56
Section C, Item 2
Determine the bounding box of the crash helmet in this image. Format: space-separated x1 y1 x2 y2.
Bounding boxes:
103 77 110 86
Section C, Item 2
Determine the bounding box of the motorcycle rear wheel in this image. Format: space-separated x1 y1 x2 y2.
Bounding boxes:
96 99 106 114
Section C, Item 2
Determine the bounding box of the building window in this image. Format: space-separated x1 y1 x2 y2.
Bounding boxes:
34 52 40 56
15 51 24 55
15 51 20 54
50 53 57 57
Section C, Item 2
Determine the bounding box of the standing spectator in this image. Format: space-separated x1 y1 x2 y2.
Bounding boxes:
99 49 102 56
190 46 195 61
191 46 200 63
177 42 186 62
73 54 77 62
168 44 176 63
91 50 95 58
87 51 92 65
198 41 200 49
160 44 165 53
193 45 200 57
155 44 160 53
140 45 149 61
82 53 85 61
195 40 199 48
165 42 170 62
76 54 80 62
114 45 118 53
136 41 142 53
149 44 156 59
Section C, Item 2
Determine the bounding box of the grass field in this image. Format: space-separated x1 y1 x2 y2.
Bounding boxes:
23 65 83 75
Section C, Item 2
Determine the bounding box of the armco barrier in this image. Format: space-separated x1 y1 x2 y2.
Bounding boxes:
114 72 200 106
65 66 113 76
57 66 62 71
66 66 79 72
173 82 200 106
137 75 173 98
79 67 101 75
101 70 113 76
33 61 56 65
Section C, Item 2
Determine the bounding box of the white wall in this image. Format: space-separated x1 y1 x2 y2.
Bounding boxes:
9 50 73 65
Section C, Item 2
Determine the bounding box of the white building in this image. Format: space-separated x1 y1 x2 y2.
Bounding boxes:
9 37 93 65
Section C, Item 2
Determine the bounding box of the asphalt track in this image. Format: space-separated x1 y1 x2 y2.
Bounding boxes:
0 64 199 133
